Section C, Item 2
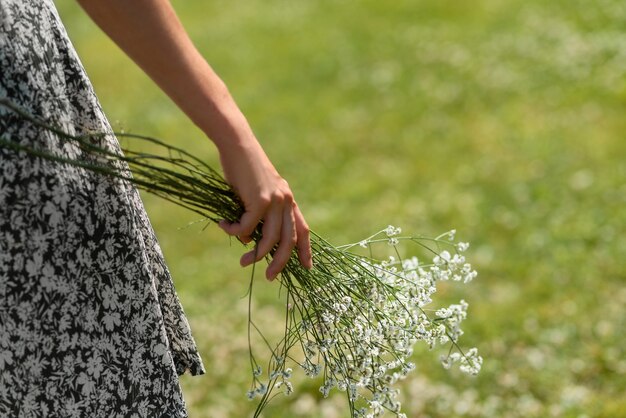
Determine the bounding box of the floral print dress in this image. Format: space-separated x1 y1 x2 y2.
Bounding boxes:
0 1 205 417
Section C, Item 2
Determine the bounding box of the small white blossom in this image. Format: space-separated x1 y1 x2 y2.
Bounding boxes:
433 250 451 266
384 225 402 237
319 383 332 398
246 226 479 418
436 308 451 318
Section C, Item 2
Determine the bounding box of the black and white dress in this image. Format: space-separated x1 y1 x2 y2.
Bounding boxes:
0 1 205 417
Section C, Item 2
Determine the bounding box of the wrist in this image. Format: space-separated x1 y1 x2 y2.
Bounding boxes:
192 93 256 152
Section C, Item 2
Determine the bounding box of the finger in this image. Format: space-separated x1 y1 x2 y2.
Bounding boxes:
293 203 312 269
240 202 282 267
218 210 262 239
239 235 253 244
218 219 253 244
266 204 297 280
218 220 254 243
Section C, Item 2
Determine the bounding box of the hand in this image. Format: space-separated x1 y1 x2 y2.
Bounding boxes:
78 0 311 279
217 138 312 280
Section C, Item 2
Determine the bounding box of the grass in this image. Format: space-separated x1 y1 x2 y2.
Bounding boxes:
56 0 626 416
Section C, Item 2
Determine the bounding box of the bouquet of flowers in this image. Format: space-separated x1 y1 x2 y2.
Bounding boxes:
0 98 482 417
246 226 481 417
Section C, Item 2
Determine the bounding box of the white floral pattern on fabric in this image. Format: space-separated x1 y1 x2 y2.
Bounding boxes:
0 1 205 416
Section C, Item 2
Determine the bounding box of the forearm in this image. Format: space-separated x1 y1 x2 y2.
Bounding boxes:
77 0 253 152
78 0 313 274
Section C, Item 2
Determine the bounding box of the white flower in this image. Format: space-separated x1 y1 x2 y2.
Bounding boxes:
283 381 294 395
245 226 479 417
459 348 483 375
321 311 336 323
440 355 453 370
384 225 401 237
256 383 267 396
433 250 451 266
369 400 383 414
436 308 451 318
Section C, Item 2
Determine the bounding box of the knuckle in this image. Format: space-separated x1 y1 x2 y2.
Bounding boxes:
263 229 280 244
272 253 287 266
288 234 297 246
258 194 272 207
271 190 289 204
271 181 293 203
284 192 294 205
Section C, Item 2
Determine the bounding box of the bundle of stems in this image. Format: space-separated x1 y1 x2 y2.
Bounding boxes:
0 98 481 418
0 98 244 230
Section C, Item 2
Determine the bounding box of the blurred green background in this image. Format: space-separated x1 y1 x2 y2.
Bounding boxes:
57 0 625 416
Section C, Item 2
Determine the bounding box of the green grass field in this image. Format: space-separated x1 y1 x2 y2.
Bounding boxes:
58 0 626 416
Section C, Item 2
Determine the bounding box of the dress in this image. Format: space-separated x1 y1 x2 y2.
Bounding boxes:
0 1 205 417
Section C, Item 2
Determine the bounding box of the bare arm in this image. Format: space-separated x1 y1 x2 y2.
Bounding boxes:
77 0 312 279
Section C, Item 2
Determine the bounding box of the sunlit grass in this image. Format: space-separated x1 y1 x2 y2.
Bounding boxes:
57 0 626 416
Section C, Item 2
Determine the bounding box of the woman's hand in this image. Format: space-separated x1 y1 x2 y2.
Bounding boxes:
217 138 312 280
79 0 313 279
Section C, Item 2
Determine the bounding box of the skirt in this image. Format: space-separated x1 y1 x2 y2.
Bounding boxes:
0 1 205 416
